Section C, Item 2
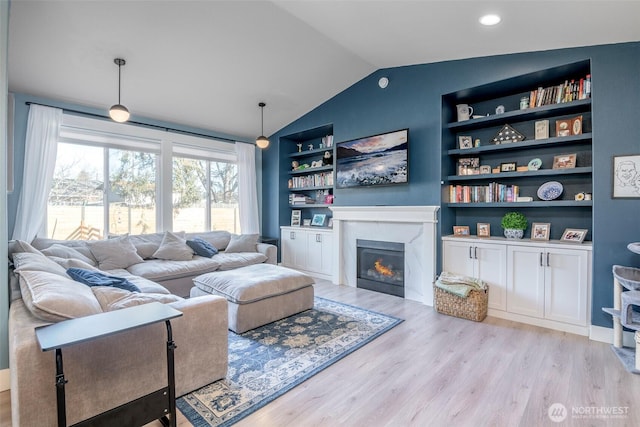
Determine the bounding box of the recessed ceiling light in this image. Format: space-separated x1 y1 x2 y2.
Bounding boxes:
479 14 501 26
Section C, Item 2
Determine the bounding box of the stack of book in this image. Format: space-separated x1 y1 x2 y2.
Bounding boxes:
290 172 333 189
322 135 334 148
289 194 315 205
449 183 520 203
529 74 591 107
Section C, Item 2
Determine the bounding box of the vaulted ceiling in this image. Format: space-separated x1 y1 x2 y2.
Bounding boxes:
8 1 640 141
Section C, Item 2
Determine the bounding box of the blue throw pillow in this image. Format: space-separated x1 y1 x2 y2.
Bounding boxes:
186 237 219 258
67 268 141 293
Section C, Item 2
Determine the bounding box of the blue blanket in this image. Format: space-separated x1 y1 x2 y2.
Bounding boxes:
67 268 141 293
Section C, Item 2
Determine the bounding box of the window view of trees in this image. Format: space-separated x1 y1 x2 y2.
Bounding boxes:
48 142 239 240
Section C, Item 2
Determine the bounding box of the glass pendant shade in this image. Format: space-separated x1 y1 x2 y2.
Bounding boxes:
109 104 130 122
256 135 270 149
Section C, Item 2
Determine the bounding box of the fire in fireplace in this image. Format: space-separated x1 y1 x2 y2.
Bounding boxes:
356 239 405 297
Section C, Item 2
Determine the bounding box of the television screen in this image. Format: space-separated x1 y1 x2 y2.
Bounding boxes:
335 129 408 188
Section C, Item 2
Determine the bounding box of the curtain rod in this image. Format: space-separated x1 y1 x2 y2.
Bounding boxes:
25 101 254 145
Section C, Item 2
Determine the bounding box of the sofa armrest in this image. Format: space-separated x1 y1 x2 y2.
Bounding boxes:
9 295 228 426
257 243 277 265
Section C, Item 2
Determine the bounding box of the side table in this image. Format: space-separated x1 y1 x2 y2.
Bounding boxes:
36 302 183 427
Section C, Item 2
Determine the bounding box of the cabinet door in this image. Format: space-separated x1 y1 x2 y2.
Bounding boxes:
544 248 588 326
319 232 333 274
281 229 306 269
507 245 545 318
475 243 507 311
306 231 333 274
442 240 475 277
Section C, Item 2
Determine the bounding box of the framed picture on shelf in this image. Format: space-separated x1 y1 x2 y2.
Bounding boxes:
531 223 551 241
476 223 490 238
571 115 583 135
458 135 473 149
613 154 640 198
479 165 491 174
560 228 588 243
500 162 517 172
534 120 549 140
552 153 577 169
453 226 470 236
303 219 311 226
327 218 334 228
291 210 301 227
555 119 572 137
458 157 480 175
311 214 327 227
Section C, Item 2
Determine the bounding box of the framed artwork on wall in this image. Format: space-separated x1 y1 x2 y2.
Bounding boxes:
613 154 640 198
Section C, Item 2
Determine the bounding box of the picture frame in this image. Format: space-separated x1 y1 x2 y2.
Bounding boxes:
327 218 334 228
476 223 490 238
571 115 583 135
291 210 301 227
458 157 480 175
552 153 577 169
453 226 470 236
479 165 492 174
531 222 551 241
303 219 311 227
458 135 473 149
555 119 572 137
613 154 640 198
560 228 588 243
534 120 549 140
311 213 327 227
500 162 517 172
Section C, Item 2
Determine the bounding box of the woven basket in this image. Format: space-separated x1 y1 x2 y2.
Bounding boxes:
433 285 488 322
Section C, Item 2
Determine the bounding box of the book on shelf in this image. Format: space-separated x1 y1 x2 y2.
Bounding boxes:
528 74 591 108
289 194 316 205
321 135 334 148
289 172 333 189
448 183 520 203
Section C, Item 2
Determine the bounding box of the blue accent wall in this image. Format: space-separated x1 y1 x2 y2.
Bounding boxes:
262 42 640 329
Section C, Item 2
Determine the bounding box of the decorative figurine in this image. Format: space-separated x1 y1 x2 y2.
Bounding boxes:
297 143 302 152
308 144 314 151
291 160 299 170
322 150 333 165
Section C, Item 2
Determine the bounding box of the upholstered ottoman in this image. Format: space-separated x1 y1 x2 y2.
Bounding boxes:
190 263 315 333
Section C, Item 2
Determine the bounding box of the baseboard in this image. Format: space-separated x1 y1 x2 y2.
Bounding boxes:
0 368 9 392
590 325 636 346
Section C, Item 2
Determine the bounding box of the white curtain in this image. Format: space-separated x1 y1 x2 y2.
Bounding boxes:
12 105 63 241
235 142 260 234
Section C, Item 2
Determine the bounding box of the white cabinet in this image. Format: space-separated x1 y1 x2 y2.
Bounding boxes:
508 245 589 326
280 227 333 280
442 239 506 311
442 237 591 335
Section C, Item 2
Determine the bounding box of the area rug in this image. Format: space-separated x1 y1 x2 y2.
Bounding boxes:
177 296 402 426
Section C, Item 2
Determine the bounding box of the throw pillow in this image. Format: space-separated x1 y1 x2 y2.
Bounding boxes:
186 237 219 258
13 252 70 278
67 268 141 293
41 244 97 266
8 240 43 261
224 233 259 253
89 236 144 270
152 231 194 261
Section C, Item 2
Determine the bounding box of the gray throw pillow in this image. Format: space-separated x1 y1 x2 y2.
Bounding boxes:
152 231 194 261
224 234 259 253
89 236 144 270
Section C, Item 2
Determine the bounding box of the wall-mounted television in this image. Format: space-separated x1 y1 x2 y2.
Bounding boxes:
335 129 408 189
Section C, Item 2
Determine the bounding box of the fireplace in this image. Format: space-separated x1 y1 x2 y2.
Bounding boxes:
356 239 405 297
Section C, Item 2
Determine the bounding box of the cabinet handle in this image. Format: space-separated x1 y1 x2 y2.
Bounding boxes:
290 232 295 240
539 252 543 267
546 252 550 267
474 247 478 259
316 234 321 243
469 246 473 259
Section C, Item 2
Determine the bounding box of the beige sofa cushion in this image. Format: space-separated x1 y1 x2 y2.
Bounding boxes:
89 236 144 270
103 268 172 294
13 252 69 278
92 287 183 311
128 233 165 259
215 252 268 271
152 231 194 261
185 231 231 250
193 264 315 304
224 233 258 253
8 240 43 261
126 257 222 281
18 270 103 322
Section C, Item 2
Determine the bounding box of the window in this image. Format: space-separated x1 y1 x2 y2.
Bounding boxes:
46 114 239 239
172 157 239 233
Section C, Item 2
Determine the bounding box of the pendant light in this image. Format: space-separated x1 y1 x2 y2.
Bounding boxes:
256 102 270 149
109 58 130 123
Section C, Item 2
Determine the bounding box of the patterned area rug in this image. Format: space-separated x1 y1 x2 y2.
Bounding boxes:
177 296 402 426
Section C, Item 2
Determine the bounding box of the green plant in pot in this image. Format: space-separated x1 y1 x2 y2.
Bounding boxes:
501 211 527 239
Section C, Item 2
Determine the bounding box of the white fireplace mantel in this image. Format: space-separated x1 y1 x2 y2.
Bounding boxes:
329 206 440 305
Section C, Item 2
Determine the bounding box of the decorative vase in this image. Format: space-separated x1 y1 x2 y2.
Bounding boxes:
504 228 524 239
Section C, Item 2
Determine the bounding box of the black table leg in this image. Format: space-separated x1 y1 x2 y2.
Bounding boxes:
165 320 177 427
55 348 68 427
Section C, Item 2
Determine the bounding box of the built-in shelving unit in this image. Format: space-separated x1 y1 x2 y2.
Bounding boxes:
441 60 593 241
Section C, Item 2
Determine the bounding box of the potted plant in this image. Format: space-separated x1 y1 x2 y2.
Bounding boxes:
501 211 527 239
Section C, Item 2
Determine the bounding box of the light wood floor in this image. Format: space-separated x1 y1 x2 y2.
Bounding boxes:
2 280 640 427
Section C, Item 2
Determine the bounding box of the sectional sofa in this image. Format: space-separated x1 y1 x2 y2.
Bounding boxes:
8 230 277 426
